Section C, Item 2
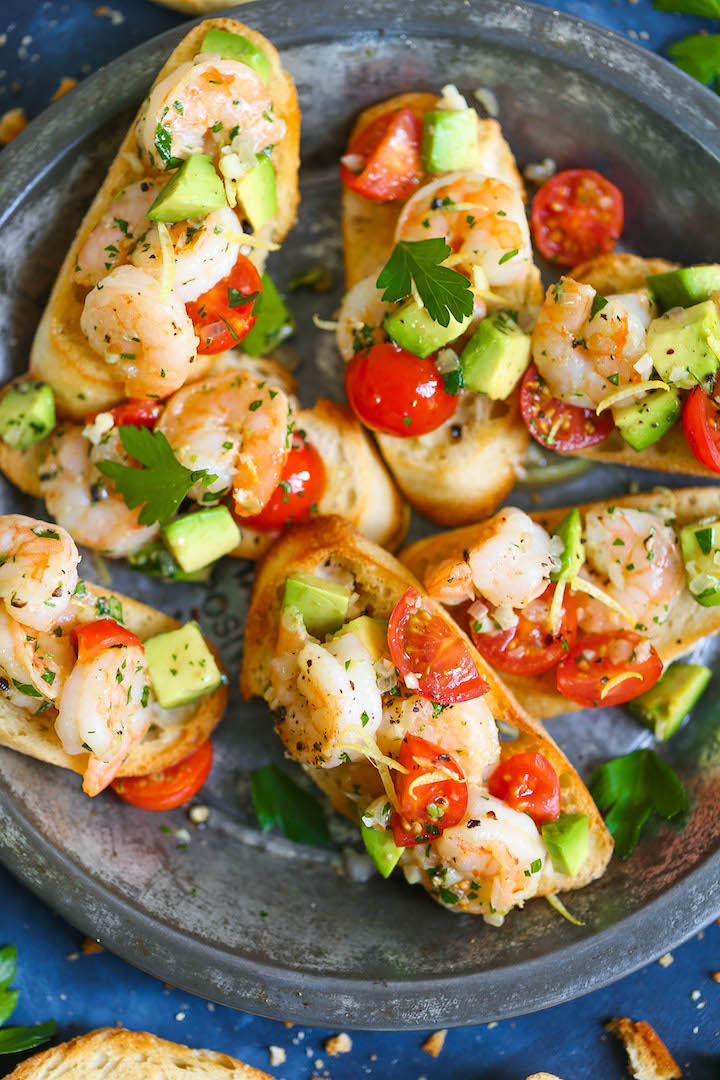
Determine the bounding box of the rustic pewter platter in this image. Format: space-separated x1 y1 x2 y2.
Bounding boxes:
0 0 719 1030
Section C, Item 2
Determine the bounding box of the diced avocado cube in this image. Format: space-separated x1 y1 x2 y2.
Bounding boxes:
235 154 277 232
361 822 402 879
162 506 240 574
147 154 226 223
629 661 711 741
459 311 531 399
128 541 212 583
612 387 681 452
550 508 585 584
646 299 720 391
383 297 471 359
680 519 720 606
421 108 480 173
541 813 589 877
145 621 223 709
0 381 55 449
648 264 720 312
242 273 295 357
200 27 271 85
282 572 351 638
334 616 389 662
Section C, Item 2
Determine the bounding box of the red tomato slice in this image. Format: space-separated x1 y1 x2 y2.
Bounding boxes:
74 619 142 663
388 587 488 705
109 399 163 428
340 107 423 202
391 734 468 847
186 254 262 355
520 363 614 451
470 585 576 676
682 385 720 473
556 630 663 708
345 342 457 437
242 432 326 531
487 752 561 825
531 168 624 266
112 741 213 811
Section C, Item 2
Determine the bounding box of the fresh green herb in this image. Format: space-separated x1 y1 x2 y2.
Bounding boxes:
431 702 448 719
287 266 334 293
589 295 609 320
250 763 332 847
441 368 464 396
668 33 720 88
227 287 261 310
153 123 182 169
95 595 123 623
653 0 720 16
0 946 55 1054
608 373 619 386
96 426 218 526
73 581 87 598
438 887 459 905
11 681 42 699
376 238 474 328
352 323 375 353
360 710 370 727
590 748 687 859
498 248 518 265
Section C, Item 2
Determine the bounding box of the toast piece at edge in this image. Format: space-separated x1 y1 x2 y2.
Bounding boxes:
606 1018 682 1080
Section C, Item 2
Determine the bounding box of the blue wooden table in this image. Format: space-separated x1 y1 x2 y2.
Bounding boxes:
1 1 719 1077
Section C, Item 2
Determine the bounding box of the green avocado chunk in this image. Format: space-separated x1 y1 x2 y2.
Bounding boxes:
162 506 240 574
421 108 480 172
128 541 212 583
680 518 720 606
629 661 711 741
282 572 351 638
199 27 271 85
334 615 388 662
646 299 720 391
146 154 226 223
459 311 531 399
241 273 295 357
612 387 681 451
384 297 470 358
648 264 720 312
235 154 277 232
541 813 589 877
145 620 223 710
361 822 403 878
550 508 585 584
0 381 55 449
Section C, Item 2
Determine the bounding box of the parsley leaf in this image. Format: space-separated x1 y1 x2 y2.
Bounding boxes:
668 33 720 87
96 426 217 527
250 763 332 847
0 946 55 1055
589 294 609 320
653 0 720 16
589 748 687 859
376 238 474 328
227 287 261 310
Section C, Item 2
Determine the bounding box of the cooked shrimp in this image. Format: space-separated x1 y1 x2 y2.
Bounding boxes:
0 514 79 632
395 173 532 287
156 368 289 514
269 608 382 769
137 57 280 166
0 607 75 706
55 641 150 796
129 206 244 303
578 505 684 633
39 426 159 557
409 790 547 917
532 278 653 408
80 264 198 399
74 178 164 287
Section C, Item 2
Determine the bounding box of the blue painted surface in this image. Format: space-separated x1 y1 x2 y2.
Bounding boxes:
0 1 719 1077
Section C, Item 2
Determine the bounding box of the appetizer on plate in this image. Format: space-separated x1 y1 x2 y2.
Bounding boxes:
242 516 612 921
402 487 720 719
0 513 227 797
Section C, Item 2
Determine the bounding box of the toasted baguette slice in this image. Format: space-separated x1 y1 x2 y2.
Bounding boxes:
242 516 613 909
0 582 227 779
3 1029 272 1080
30 17 300 420
606 1019 682 1080
401 486 720 718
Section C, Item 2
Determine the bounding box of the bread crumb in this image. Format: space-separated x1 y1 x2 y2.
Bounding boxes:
268 1047 286 1067
0 107 26 144
691 989 701 1001
421 1029 447 1058
606 1017 681 1079
487 1021 498 1029
324 1033 352 1056
712 971 720 983
81 937 103 955
66 952 79 962
51 76 77 102
526 1074 565 1080
175 1012 185 1021
658 953 674 968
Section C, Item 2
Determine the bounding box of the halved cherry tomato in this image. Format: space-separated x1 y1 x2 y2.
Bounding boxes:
556 630 663 708
520 363 614 451
391 734 468 847
340 108 423 202
388 587 488 705
682 385 720 473
531 168 624 267
487 752 561 825
109 399 163 428
111 741 213 811
345 342 457 437
470 584 577 676
186 254 262 354
73 619 142 663
242 432 326 531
